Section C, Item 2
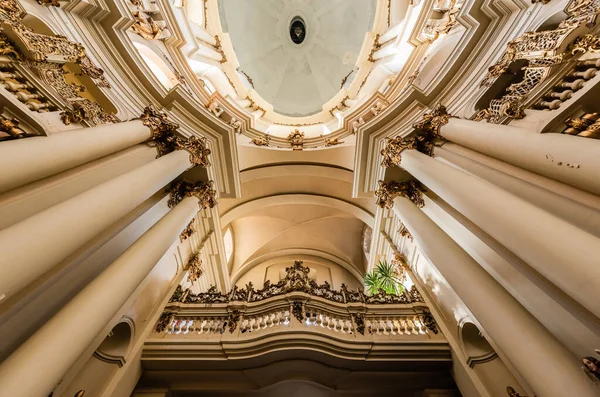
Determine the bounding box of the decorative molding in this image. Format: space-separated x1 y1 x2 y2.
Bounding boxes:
186 252 203 284
166 180 217 209
412 104 452 137
173 261 422 305
375 180 425 209
398 222 413 240
139 105 179 138
179 218 195 241
287 129 304 150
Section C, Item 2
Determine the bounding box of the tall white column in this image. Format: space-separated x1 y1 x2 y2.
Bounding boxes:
436 113 600 195
0 150 191 300
397 149 600 321
0 196 201 397
0 106 177 194
390 194 598 397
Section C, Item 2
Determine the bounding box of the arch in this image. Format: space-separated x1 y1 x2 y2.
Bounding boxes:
459 321 497 368
221 194 374 229
93 318 135 367
133 40 179 90
240 164 354 184
231 249 365 286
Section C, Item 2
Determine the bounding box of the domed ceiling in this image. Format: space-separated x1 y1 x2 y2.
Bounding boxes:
218 0 377 117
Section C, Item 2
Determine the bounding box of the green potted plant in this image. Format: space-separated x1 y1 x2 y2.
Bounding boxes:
364 260 405 295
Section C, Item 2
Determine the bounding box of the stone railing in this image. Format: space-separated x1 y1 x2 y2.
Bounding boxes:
152 261 439 344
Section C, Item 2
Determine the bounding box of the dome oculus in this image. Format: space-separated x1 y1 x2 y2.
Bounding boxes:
290 16 306 45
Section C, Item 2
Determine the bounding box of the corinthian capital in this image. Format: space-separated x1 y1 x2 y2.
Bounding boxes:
375 180 425 209
381 136 417 167
176 136 211 168
412 104 452 136
167 180 217 209
140 105 179 138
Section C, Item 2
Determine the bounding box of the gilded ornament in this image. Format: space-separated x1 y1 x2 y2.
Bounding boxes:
380 136 418 167
186 252 203 283
570 34 600 55
177 135 211 167
0 115 27 139
167 180 217 209
36 0 60 7
130 11 170 40
179 218 195 241
352 313 365 335
169 285 189 303
139 105 179 137
60 108 84 125
251 136 269 146
292 302 304 322
506 386 528 397
375 180 425 209
367 33 381 62
0 33 21 59
155 311 175 332
180 261 422 305
420 309 438 334
288 129 304 150
399 222 413 240
412 104 452 136
227 310 240 333
324 137 343 147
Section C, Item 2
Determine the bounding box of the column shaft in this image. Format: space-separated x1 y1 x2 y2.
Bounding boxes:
400 149 600 320
392 196 597 397
0 149 191 299
440 118 600 195
0 196 199 397
0 120 151 193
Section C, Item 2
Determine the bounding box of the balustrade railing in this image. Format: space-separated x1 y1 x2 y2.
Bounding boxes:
153 261 439 342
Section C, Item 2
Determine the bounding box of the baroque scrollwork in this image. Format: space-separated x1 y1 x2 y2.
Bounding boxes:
139 105 179 138
176 261 424 305
399 222 413 240
155 311 175 332
412 104 452 137
180 218 195 241
352 313 365 335
186 253 203 284
381 136 434 167
420 309 439 334
375 180 425 209
288 129 304 150
227 310 240 333
166 180 217 209
292 302 305 322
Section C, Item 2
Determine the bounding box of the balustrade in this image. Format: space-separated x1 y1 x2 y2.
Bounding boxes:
153 261 438 343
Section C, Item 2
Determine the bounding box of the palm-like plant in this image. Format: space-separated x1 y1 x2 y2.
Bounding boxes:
364 260 405 295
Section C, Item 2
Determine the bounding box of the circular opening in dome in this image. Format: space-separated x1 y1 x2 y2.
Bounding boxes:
289 16 306 45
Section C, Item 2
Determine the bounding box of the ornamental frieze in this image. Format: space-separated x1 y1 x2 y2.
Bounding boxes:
169 260 425 305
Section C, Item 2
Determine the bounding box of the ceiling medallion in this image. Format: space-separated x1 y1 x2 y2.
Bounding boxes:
289 16 306 45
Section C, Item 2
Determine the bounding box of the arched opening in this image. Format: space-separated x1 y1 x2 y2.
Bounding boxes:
58 320 134 397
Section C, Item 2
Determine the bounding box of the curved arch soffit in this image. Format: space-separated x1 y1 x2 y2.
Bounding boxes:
220 194 374 230
231 249 364 286
239 164 354 184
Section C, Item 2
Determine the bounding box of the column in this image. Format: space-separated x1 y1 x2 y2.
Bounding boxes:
385 191 597 397
392 148 600 321
416 105 600 195
0 106 176 194
0 135 210 300
0 194 212 397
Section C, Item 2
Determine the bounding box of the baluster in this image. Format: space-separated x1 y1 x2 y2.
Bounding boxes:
573 68 597 80
240 318 248 333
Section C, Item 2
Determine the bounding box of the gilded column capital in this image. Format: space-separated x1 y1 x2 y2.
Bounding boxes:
176 135 211 168
139 105 179 138
381 136 417 167
375 180 425 208
412 104 452 136
167 180 217 209
381 135 436 167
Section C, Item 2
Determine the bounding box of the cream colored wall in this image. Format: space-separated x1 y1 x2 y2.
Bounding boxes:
236 259 363 290
237 146 356 172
